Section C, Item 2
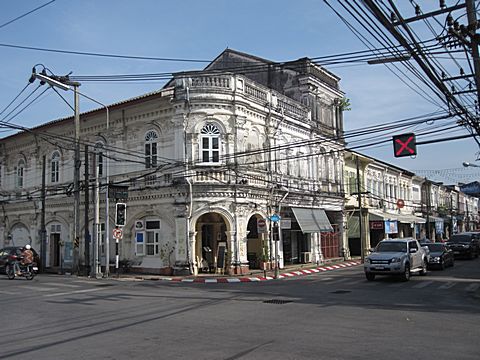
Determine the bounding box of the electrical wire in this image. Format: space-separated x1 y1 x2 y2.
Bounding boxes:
0 0 56 30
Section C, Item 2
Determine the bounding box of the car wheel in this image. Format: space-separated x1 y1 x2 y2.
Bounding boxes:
365 273 375 281
420 260 428 276
401 264 410 281
440 259 445 270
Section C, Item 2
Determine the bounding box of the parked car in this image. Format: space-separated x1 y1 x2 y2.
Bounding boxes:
364 238 428 281
0 246 40 274
424 243 454 270
446 233 480 259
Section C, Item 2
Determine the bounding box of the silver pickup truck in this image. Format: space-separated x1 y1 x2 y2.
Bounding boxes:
364 238 428 281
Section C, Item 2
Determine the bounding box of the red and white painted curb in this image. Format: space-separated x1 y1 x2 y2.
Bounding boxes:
120 260 361 284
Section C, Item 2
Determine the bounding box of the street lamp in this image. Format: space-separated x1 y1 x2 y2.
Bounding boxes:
463 161 480 168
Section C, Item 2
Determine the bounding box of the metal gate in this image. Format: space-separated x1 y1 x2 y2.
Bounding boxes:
321 224 340 259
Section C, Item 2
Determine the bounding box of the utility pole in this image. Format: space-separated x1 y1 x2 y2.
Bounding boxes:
73 83 81 275
466 0 480 105
84 145 90 277
425 179 431 240
92 153 100 278
40 155 46 273
356 155 365 263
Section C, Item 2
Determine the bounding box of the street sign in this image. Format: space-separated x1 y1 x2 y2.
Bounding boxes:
113 228 123 239
396 199 405 208
257 218 267 233
393 133 416 157
108 185 129 199
280 218 291 229
270 214 281 222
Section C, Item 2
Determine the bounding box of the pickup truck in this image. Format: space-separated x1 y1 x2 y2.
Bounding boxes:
364 238 428 281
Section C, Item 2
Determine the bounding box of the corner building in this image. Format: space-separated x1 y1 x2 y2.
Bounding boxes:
0 50 346 275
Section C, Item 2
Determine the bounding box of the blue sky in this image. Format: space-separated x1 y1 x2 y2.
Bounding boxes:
1 0 479 184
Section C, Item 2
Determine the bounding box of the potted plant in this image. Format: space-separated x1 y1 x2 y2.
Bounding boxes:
259 243 271 270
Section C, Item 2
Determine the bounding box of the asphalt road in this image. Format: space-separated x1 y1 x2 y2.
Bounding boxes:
0 258 479 360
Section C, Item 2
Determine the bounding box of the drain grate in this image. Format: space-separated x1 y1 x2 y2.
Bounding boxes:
263 299 292 304
330 290 351 294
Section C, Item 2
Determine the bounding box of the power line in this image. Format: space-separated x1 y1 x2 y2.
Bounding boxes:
0 0 56 30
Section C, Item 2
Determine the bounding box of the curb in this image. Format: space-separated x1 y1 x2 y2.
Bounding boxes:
116 260 362 284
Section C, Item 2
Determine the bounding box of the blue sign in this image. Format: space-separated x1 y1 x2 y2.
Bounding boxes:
384 220 398 234
270 214 281 222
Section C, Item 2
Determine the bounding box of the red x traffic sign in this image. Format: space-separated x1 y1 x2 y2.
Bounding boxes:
393 133 417 157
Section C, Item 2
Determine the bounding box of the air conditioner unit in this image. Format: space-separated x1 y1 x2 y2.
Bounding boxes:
301 252 312 263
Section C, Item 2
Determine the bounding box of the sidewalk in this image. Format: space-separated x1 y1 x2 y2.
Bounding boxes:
113 259 362 284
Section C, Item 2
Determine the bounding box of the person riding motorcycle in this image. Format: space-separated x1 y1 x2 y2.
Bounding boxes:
14 244 34 275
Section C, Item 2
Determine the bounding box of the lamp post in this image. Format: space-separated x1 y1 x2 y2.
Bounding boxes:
73 91 110 277
31 68 110 277
462 162 479 232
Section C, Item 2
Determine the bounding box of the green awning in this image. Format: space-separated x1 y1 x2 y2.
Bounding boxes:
291 207 333 233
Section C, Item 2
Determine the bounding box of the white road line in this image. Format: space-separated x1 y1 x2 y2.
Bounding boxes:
412 281 433 289
0 290 18 295
21 285 57 292
438 282 456 290
72 280 104 285
465 283 480 292
42 282 80 288
43 287 109 297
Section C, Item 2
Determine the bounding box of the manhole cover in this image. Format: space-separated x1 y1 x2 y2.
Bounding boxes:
263 299 292 304
330 290 351 294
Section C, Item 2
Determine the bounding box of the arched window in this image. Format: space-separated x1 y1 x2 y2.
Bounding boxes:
16 159 25 188
51 151 60 183
145 130 158 169
200 123 220 163
94 143 104 177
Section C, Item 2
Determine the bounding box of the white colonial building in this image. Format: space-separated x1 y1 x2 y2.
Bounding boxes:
0 49 347 275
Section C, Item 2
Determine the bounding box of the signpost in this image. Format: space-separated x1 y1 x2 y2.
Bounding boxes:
112 227 123 276
257 218 267 234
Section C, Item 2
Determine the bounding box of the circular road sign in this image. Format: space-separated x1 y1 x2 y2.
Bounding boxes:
113 228 123 239
396 199 405 209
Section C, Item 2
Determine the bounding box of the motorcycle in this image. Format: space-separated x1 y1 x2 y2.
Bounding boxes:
6 255 37 280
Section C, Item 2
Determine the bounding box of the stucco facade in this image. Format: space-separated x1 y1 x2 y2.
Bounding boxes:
0 50 346 275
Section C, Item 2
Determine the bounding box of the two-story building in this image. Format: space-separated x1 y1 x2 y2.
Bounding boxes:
0 49 347 275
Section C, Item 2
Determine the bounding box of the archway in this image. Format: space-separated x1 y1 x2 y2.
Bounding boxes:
246 214 267 269
195 212 229 273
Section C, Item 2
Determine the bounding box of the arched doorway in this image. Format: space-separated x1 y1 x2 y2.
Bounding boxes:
195 212 229 273
246 214 267 269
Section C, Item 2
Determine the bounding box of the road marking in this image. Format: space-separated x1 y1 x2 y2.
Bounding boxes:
412 281 433 289
42 282 81 288
465 283 480 292
43 287 109 297
438 282 456 290
0 290 18 295
21 285 57 292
